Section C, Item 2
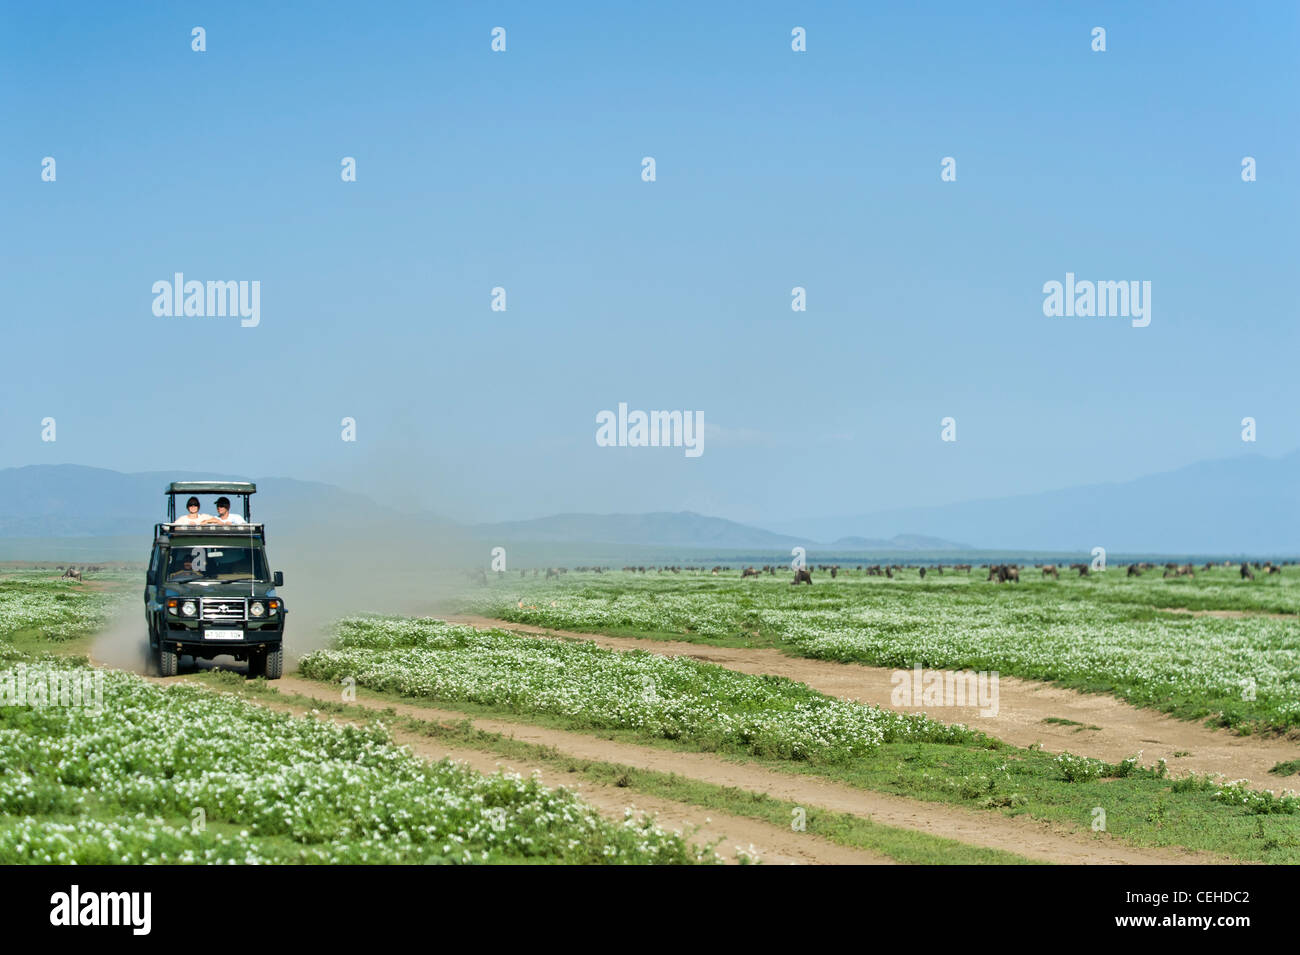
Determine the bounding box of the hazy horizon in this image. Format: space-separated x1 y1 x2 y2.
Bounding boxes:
3 2 1295 527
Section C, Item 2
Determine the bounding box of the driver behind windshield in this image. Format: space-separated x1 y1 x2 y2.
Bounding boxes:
166 546 265 582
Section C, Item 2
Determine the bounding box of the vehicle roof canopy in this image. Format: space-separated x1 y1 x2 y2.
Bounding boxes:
165 481 256 521
166 481 257 495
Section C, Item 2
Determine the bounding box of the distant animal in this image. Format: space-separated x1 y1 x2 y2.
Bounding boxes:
742 567 761 578
1041 564 1059 579
1127 564 1142 577
1241 562 1254 580
987 564 1019 583
792 568 813 585
830 566 838 578
1268 564 1281 575
918 567 927 579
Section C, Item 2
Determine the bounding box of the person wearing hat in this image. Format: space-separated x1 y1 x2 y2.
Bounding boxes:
201 496 246 525
173 496 212 526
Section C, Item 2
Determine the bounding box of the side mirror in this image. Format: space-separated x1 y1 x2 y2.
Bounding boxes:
273 571 284 587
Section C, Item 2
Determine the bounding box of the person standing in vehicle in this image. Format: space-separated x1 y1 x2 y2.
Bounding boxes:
202 496 246 525
173 496 211 525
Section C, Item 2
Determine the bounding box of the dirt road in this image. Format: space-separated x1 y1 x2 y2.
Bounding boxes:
445 615 1300 790
273 674 1232 865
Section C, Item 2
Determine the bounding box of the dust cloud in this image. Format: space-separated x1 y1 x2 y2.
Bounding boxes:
92 518 483 675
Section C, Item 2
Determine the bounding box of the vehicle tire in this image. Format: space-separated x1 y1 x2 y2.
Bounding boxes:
265 646 283 680
159 646 179 677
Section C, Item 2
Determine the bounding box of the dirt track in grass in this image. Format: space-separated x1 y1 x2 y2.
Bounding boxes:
252 692 887 865
270 674 1233 865
93 651 892 866
444 615 1300 791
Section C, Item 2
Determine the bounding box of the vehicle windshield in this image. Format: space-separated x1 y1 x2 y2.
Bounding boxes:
166 545 269 583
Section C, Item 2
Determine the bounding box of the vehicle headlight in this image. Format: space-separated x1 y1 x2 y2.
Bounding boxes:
181 600 197 617
250 601 265 617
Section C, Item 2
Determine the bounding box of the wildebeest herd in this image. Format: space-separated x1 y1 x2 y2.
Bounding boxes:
470 559 1293 585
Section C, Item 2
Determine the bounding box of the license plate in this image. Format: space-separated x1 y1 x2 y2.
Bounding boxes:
204 628 244 641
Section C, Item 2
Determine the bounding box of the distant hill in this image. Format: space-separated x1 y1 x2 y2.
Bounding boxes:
830 533 972 551
469 511 807 549
470 513 970 551
777 451 1300 554
0 465 403 536
0 468 970 553
5 455 1295 555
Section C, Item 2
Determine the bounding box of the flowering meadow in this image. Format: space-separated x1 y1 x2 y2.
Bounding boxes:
458 568 1300 732
0 572 123 648
0 660 710 864
299 616 977 761
0 572 708 865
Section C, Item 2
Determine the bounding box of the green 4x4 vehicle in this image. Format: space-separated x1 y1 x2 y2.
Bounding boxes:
144 481 288 678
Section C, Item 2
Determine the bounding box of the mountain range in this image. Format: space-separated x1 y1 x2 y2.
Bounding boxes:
0 453 1295 555
467 512 965 550
768 450 1300 554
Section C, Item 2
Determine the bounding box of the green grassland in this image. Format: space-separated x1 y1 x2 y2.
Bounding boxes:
298 615 1300 864
458 566 1300 733
0 572 709 864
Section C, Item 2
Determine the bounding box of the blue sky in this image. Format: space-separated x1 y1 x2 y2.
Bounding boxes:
1 1 1295 524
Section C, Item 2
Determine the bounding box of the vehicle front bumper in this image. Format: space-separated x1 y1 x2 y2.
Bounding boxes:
159 621 285 654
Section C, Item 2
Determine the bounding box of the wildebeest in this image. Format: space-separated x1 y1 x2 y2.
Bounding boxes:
1041 564 1059 579
987 564 1019 583
1241 562 1255 580
1127 564 1142 577
918 567 927 579
792 568 813 585
741 567 761 578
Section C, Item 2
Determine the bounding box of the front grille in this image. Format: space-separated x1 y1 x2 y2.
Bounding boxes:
200 597 248 622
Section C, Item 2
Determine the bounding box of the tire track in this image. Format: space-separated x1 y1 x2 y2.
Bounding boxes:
446 614 1300 791
275 674 1234 865
244 689 892 865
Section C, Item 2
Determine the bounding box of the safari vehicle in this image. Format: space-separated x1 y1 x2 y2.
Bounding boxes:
144 481 287 678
